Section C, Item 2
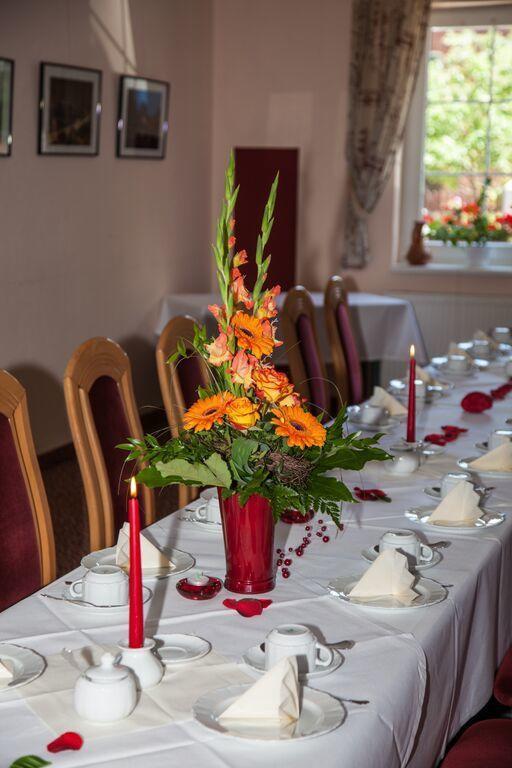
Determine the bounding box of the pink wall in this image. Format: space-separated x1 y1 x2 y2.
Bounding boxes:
0 0 213 452
210 0 512 297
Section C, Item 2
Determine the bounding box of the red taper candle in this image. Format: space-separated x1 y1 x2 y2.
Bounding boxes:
406 344 416 443
128 477 144 648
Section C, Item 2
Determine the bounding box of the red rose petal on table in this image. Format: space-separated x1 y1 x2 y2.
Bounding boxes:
47 732 83 753
441 425 468 435
424 434 447 446
223 598 272 617
461 392 493 413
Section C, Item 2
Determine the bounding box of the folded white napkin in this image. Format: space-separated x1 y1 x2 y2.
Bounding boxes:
218 656 300 725
369 386 407 417
427 480 481 527
116 522 174 570
0 659 13 688
348 549 417 606
407 364 439 386
473 329 499 350
469 442 512 472
448 342 472 361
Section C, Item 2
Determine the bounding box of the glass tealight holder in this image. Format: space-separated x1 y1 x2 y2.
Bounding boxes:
176 573 223 600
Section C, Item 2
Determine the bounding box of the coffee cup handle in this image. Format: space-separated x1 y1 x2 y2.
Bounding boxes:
315 642 333 667
420 544 434 562
194 504 207 520
69 579 84 598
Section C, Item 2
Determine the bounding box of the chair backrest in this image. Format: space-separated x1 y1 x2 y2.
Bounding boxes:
64 337 155 551
156 315 208 508
0 370 56 611
280 286 330 416
324 275 363 405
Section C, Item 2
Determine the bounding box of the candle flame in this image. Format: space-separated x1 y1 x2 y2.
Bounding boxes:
130 477 137 498
410 344 415 358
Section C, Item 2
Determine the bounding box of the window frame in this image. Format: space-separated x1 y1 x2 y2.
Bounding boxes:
399 4 512 267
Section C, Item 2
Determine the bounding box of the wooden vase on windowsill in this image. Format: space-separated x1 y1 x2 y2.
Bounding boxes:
405 221 431 266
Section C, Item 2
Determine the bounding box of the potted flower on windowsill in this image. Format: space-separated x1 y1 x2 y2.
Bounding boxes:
424 178 512 268
121 153 389 594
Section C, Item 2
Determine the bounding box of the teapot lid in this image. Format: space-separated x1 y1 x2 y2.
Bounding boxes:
83 652 130 684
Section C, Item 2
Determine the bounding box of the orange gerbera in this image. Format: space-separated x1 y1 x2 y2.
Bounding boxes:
183 392 232 432
271 405 326 449
232 311 275 359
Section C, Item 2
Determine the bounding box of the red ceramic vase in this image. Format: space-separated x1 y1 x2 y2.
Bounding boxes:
218 491 276 594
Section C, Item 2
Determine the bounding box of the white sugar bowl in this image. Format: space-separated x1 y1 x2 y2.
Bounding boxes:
74 652 137 722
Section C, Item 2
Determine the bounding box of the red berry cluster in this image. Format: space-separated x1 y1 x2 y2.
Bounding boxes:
275 519 333 579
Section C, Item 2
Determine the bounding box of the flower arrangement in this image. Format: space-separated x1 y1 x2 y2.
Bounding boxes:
424 178 512 245
122 154 388 526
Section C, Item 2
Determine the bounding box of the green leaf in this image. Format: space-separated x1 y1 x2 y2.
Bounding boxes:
306 474 355 503
231 437 258 471
204 453 232 488
136 466 172 488
10 757 51 768
156 452 231 488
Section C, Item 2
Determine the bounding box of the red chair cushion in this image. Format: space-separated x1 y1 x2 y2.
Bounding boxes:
336 302 363 404
296 313 328 416
88 375 134 537
441 720 512 767
494 646 512 706
0 414 41 611
177 354 203 409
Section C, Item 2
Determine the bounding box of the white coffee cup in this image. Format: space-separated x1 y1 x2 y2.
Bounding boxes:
379 529 433 565
472 339 491 359
492 327 512 343
265 624 333 674
447 354 469 372
194 487 221 524
360 404 389 425
488 429 512 450
69 565 128 606
441 471 472 497
414 379 427 399
385 449 420 475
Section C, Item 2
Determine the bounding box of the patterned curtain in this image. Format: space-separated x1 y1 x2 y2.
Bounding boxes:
342 0 431 268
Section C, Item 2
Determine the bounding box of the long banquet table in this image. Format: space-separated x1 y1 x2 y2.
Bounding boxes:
1 366 511 767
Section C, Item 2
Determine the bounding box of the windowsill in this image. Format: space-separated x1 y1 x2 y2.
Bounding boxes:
392 262 512 275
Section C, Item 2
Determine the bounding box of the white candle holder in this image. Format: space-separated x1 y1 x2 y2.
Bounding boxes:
118 638 164 689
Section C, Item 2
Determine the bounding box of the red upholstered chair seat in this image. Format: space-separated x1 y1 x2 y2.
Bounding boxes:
441 720 512 767
336 302 363 405
176 354 204 409
296 313 328 416
0 414 41 611
494 646 512 707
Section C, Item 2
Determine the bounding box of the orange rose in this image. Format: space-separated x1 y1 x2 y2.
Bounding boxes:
253 365 294 404
225 396 260 430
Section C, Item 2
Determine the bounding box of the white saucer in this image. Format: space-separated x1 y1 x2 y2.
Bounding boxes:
361 544 442 571
346 405 399 432
0 644 46 691
327 575 446 611
430 357 477 378
387 380 442 405
193 684 346 741
81 545 195 578
60 584 152 612
191 516 223 534
405 505 504 533
242 645 343 681
154 634 211 664
458 457 512 480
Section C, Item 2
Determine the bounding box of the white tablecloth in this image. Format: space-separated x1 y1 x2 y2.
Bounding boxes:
1 367 511 767
156 292 428 364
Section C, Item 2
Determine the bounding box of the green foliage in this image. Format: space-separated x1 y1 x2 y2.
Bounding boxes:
9 758 51 768
155 453 231 488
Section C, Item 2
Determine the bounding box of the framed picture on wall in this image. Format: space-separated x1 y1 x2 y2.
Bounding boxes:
117 75 169 159
38 62 102 155
0 58 14 157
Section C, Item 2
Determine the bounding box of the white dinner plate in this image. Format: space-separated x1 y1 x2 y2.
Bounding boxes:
327 575 447 611
81 545 195 578
242 645 343 681
346 405 399 432
193 684 346 741
59 584 152 613
405 504 504 533
154 633 211 664
458 457 512 480
361 544 442 571
0 644 46 691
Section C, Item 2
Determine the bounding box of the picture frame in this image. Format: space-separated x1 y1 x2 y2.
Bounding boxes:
38 62 102 156
0 58 14 157
117 75 169 159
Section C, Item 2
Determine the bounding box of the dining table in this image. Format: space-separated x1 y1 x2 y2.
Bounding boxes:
1 364 511 768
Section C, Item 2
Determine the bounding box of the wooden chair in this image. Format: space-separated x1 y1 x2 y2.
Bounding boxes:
324 275 364 405
156 315 208 507
0 370 56 611
64 337 155 552
280 286 332 417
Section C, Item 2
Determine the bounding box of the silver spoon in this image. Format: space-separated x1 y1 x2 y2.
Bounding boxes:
42 593 115 608
259 639 355 653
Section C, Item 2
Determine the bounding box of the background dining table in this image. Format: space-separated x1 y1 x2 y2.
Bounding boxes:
0 365 511 767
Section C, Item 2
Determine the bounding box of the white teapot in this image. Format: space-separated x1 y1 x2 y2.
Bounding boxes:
74 652 137 722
